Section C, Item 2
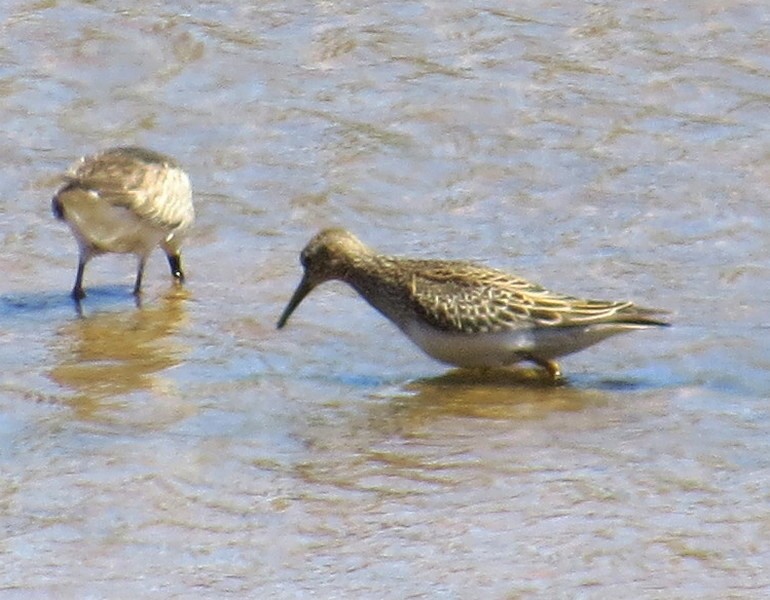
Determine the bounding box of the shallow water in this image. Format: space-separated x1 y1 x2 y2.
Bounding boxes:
1 0 770 597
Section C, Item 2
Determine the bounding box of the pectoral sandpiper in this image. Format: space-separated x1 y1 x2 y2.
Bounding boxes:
52 146 195 300
277 228 669 380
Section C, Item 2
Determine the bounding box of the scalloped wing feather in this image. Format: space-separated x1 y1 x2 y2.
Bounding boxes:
407 261 658 333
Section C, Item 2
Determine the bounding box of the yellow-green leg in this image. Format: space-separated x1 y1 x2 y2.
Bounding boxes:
527 356 563 382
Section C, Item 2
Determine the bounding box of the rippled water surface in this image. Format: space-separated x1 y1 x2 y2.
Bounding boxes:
2 0 770 597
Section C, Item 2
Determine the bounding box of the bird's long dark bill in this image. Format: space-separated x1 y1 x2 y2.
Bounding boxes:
276 275 314 329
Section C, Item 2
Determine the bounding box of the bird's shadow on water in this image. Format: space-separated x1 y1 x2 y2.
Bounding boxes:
0 286 120 314
0 285 180 320
0 290 80 318
323 361 677 400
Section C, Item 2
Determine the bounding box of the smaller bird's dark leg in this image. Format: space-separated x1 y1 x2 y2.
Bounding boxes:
71 257 87 301
166 252 185 283
133 256 146 296
526 356 563 382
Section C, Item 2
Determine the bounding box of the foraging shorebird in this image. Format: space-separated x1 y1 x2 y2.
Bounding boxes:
52 146 195 300
277 228 669 380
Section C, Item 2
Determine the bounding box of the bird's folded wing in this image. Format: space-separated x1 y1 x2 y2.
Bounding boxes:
408 262 643 333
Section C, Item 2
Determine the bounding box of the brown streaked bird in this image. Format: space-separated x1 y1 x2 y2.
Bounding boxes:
277 228 669 380
52 146 195 300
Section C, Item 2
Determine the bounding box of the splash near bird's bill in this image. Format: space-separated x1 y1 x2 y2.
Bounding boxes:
52 146 195 300
277 228 669 380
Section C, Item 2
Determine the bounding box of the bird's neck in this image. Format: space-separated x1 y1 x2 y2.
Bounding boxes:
341 254 413 329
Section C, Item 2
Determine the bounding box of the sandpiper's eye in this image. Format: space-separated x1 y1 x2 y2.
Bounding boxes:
300 251 310 268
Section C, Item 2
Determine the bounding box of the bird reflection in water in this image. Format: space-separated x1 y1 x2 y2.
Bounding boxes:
49 288 191 423
386 368 609 422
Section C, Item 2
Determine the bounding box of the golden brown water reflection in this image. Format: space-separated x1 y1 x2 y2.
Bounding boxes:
1 0 769 597
49 289 191 423
400 369 607 420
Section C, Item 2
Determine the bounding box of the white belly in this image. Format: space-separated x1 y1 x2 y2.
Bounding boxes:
402 320 646 368
62 192 167 256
